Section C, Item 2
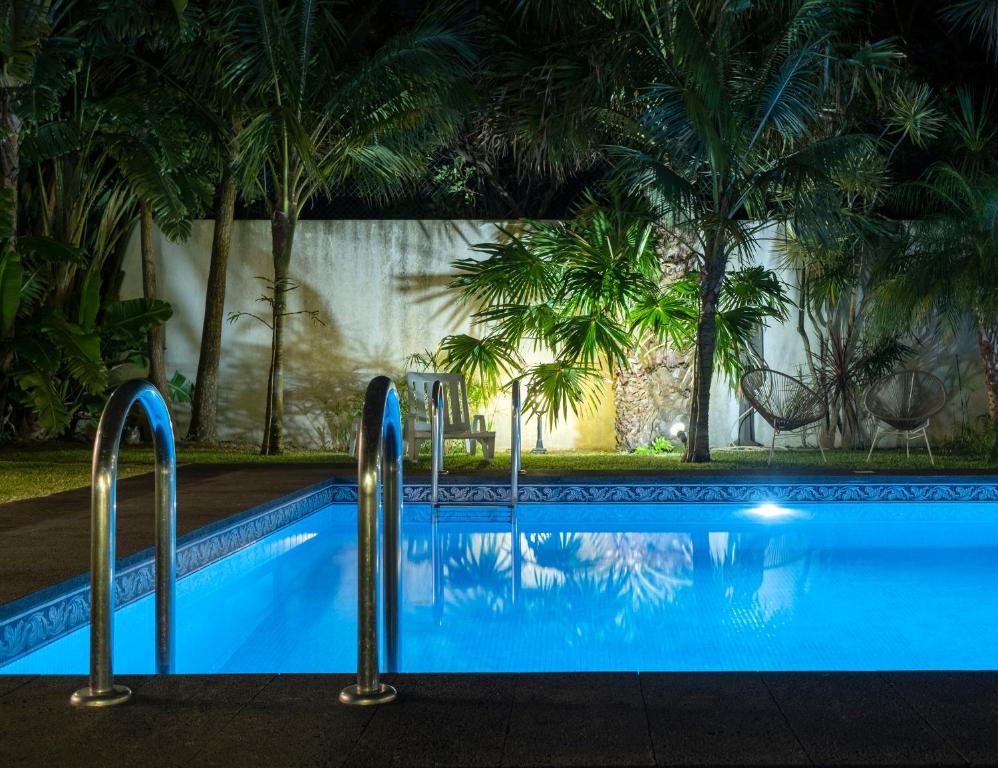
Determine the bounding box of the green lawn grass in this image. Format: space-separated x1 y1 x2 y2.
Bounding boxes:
0 441 994 505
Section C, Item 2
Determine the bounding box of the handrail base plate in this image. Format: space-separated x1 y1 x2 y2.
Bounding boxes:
70 684 132 708
339 683 397 706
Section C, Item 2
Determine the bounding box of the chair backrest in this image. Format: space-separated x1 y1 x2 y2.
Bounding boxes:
741 368 824 426
865 370 946 423
406 372 473 435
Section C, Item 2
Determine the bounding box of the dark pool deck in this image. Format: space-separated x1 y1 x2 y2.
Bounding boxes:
3 671 998 766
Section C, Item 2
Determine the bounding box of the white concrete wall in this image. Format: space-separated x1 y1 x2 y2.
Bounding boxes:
120 220 615 451
120 219 985 452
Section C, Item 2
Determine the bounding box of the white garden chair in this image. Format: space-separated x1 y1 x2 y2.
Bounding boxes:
405 372 496 461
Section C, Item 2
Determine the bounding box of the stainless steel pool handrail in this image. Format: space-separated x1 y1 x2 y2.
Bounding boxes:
70 379 176 708
510 379 521 511
340 376 403 706
430 380 444 507
430 378 522 511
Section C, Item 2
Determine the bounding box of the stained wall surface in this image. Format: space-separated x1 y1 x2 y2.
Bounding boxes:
120 219 985 452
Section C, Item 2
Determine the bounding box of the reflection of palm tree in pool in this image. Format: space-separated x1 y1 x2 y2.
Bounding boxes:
521 532 693 642
442 532 512 617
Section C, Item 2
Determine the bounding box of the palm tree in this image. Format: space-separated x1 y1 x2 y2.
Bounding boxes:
225 0 472 454
181 0 250 445
472 0 893 461
606 2 895 461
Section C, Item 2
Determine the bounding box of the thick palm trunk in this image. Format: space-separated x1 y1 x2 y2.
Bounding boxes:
683 247 725 463
978 319 998 424
139 199 169 410
187 172 237 444
261 209 294 455
0 90 19 239
684 294 718 462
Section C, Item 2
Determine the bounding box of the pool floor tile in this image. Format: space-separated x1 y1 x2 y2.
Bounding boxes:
641 673 810 766
503 673 655 767
762 672 965 765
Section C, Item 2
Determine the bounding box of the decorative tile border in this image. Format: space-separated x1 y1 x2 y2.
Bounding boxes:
0 480 335 668
3 474 997 668
402 479 998 505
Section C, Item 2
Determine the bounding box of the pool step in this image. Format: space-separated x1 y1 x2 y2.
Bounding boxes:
432 504 514 523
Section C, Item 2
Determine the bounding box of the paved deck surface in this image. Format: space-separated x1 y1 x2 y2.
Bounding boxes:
2 672 996 766
0 464 334 604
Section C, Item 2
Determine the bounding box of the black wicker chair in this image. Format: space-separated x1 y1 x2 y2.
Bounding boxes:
865 370 946 465
740 368 827 465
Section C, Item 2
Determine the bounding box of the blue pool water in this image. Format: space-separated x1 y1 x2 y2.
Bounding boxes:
5 500 998 673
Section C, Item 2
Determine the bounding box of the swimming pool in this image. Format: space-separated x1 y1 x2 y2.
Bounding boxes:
5 484 998 674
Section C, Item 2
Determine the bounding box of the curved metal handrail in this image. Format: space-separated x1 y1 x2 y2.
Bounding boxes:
510 379 521 511
71 379 176 708
430 380 444 507
340 376 403 706
429 377 522 510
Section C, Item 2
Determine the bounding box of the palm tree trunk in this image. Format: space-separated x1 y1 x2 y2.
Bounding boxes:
139 199 170 411
977 319 998 424
187 171 237 444
262 209 295 455
684 251 725 463
0 89 20 239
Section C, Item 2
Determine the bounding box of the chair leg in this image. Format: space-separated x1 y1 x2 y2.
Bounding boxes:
923 426 934 466
769 430 777 465
481 438 495 461
906 432 910 459
866 425 881 463
466 438 476 456
817 434 827 464
407 430 417 461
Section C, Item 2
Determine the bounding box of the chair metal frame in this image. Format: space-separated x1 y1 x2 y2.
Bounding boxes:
740 368 828 465
865 370 946 466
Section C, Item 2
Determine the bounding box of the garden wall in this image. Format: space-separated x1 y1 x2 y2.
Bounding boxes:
120 220 986 453
119 220 617 451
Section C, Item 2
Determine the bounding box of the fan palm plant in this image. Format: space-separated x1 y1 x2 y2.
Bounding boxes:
224 0 472 454
441 197 790 439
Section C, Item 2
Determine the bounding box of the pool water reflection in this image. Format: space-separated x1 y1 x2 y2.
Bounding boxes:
6 502 998 673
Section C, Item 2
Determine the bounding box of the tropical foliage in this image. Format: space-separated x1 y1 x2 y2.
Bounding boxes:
442 199 790 427
1 0 997 463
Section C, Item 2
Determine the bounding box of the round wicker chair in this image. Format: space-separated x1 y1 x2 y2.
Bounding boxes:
865 370 946 465
740 368 827 464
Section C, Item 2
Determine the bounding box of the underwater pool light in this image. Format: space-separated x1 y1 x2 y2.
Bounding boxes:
746 502 802 520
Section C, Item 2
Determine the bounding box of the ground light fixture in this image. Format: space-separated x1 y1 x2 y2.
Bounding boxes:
670 420 688 446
